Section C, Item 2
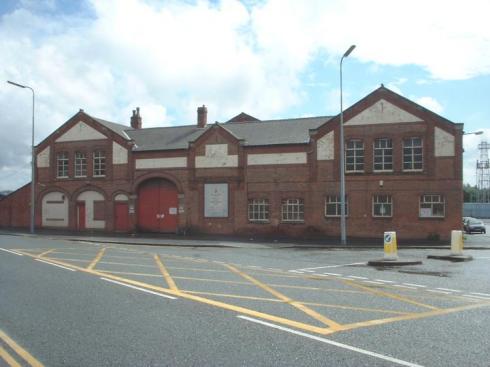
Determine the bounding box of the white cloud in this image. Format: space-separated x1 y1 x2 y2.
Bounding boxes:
415 97 444 114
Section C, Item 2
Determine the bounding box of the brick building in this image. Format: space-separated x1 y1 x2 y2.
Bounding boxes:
0 86 464 240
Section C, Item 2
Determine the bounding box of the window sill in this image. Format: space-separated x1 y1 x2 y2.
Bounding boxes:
419 216 445 220
281 220 305 224
248 220 270 224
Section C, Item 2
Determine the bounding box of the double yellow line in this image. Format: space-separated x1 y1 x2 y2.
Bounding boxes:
0 330 44 367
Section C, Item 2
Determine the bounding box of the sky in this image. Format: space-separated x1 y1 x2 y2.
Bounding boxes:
1 0 489 191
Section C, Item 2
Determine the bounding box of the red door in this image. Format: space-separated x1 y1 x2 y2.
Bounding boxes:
138 179 178 232
114 202 129 232
76 202 86 230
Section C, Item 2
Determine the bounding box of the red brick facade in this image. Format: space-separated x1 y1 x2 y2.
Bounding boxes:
0 87 464 240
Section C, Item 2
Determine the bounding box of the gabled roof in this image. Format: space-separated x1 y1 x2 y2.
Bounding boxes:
226 112 261 123
93 117 133 140
126 125 209 151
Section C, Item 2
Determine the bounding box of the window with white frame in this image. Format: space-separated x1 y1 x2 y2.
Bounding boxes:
373 195 392 217
281 198 304 222
419 194 445 218
56 152 69 178
403 137 423 171
248 198 270 222
325 195 348 217
373 138 393 171
346 139 364 172
93 150 106 177
74 152 87 177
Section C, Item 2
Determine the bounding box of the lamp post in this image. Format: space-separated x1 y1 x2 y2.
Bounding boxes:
339 45 356 245
7 80 36 234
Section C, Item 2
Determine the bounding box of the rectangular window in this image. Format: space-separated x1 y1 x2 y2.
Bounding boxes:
403 137 423 171
419 195 445 218
248 199 270 222
346 139 364 172
75 152 87 177
325 195 348 217
373 138 393 171
373 195 392 217
93 150 106 177
56 152 69 178
281 198 304 222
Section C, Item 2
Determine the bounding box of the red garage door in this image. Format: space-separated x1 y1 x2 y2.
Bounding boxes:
138 178 178 232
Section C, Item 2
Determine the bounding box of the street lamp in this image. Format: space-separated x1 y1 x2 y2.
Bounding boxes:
7 80 36 234
463 130 483 136
339 45 356 245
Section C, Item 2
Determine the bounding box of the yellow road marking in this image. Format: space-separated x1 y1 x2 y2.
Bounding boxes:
0 330 44 367
16 250 490 336
1 346 22 367
45 258 90 263
224 264 342 330
87 248 107 270
37 249 56 258
19 255 332 335
182 290 412 315
98 270 162 277
154 254 179 291
343 279 441 311
338 302 490 332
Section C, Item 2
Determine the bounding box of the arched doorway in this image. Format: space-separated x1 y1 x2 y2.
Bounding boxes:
137 178 178 232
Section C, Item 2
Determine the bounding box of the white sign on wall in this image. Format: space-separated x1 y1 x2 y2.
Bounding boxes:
204 183 228 217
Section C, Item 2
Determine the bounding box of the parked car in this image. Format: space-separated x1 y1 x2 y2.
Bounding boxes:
464 218 486 234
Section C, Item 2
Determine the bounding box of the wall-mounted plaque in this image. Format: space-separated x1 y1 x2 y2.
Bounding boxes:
204 183 228 217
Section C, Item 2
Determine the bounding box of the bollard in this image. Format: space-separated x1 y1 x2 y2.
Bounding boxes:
450 230 464 256
383 231 398 260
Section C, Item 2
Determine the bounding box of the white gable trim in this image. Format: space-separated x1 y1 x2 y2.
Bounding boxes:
345 99 423 126
56 121 107 142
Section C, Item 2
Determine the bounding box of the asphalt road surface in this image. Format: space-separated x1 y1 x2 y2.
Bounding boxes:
1 233 490 366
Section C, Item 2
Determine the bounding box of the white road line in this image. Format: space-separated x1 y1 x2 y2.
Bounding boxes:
402 283 426 288
35 259 76 271
100 278 177 299
295 262 366 271
463 294 490 301
374 279 394 283
288 270 304 273
426 289 452 295
237 316 425 367
470 292 490 297
348 276 368 280
0 248 23 256
436 288 461 292
393 284 417 290
323 272 341 276
363 280 384 285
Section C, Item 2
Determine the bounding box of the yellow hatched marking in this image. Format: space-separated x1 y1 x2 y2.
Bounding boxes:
87 248 107 270
37 249 56 258
16 251 490 336
338 302 490 332
224 264 342 330
183 290 412 315
1 346 22 367
98 270 162 277
343 279 440 311
0 330 44 367
154 254 179 291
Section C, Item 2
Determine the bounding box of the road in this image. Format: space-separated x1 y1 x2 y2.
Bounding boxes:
1 232 490 366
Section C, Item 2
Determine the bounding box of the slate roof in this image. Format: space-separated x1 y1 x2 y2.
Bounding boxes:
93 117 133 140
89 113 332 151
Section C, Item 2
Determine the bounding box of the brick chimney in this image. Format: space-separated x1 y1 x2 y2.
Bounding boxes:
130 107 142 129
197 105 207 128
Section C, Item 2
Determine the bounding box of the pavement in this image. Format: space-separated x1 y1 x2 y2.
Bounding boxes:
1 223 489 250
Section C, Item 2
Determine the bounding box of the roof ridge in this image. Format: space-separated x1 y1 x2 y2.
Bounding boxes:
225 115 332 124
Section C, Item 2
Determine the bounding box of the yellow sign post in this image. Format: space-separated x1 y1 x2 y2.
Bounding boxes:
383 231 398 260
